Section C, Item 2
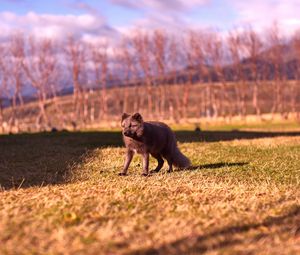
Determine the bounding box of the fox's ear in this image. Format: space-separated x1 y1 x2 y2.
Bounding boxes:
121 113 130 121
132 112 143 122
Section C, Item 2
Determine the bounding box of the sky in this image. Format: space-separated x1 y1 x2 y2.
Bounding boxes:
0 0 299 42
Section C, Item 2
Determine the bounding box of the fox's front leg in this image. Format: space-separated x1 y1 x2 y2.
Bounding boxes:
119 149 134 176
141 152 149 176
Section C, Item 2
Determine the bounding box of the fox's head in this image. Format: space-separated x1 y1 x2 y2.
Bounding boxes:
121 112 144 138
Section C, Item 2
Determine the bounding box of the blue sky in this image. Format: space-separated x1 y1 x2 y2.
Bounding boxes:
0 0 299 41
0 0 233 28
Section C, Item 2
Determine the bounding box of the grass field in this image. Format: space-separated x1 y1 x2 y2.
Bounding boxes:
0 124 300 254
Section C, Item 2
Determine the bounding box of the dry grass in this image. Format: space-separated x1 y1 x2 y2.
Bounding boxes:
0 128 300 254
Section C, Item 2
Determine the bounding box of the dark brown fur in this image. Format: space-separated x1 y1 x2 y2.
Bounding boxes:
119 113 191 176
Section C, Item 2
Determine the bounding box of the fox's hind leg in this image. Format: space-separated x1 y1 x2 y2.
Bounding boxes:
165 155 173 173
150 153 164 173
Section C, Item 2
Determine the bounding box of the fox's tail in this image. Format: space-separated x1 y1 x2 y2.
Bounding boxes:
172 146 191 168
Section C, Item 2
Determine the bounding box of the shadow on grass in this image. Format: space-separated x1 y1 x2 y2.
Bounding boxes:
0 129 299 189
175 130 300 143
128 205 300 255
182 162 249 171
0 131 122 190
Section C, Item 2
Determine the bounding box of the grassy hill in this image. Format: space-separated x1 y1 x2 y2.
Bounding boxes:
0 125 299 254
2 80 300 133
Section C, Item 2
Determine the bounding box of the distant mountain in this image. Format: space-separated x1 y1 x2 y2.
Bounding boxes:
0 97 11 108
57 86 74 96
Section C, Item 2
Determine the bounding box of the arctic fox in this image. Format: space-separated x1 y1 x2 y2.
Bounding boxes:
120 113 191 176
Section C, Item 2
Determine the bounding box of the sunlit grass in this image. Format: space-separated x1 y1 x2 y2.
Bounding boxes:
170 118 300 132
0 128 299 254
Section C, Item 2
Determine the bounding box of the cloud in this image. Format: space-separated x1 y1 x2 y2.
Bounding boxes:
113 0 300 36
111 0 212 36
69 0 100 16
110 0 210 12
0 11 118 41
109 0 139 9
134 13 187 30
229 0 300 35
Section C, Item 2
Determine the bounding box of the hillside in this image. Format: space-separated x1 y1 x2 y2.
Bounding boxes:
2 79 300 134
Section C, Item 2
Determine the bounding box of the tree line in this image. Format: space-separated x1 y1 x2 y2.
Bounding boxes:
0 24 300 132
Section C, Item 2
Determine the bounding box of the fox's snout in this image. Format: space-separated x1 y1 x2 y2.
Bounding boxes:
123 129 133 137
123 130 130 136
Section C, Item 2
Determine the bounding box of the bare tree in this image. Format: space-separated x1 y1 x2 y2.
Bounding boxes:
228 30 247 118
117 37 135 114
152 29 168 118
0 35 25 133
202 32 223 119
189 30 214 118
5 33 27 132
65 36 87 126
0 44 9 132
243 27 264 117
90 41 109 121
292 30 300 119
48 41 64 128
2 33 24 132
132 30 153 117
10 34 25 106
204 31 231 118
267 23 286 118
22 36 58 130
179 32 197 120
166 35 182 121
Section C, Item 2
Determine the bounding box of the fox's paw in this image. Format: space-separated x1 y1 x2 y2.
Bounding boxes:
141 173 149 177
150 169 160 174
118 172 127 176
